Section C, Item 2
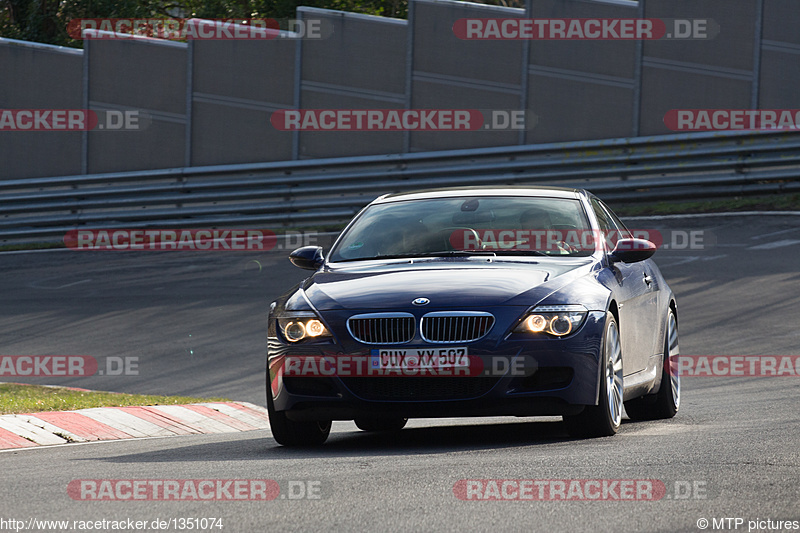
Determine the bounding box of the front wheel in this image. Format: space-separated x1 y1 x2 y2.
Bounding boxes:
266 392 331 446
624 309 680 420
563 312 623 438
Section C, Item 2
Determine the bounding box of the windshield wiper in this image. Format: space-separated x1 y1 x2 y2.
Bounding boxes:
335 251 494 262
334 253 427 262
426 250 496 257
486 249 547 256
374 250 500 259
334 249 553 262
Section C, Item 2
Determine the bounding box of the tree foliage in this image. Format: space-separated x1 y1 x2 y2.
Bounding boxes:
1 0 409 47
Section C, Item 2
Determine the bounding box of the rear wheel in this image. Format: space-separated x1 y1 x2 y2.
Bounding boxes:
354 416 408 432
266 392 331 446
563 312 623 438
624 309 680 420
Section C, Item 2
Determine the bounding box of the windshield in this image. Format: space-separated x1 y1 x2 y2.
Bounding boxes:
329 196 595 262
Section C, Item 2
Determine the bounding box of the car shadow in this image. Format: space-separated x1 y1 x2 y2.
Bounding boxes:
93 418 629 465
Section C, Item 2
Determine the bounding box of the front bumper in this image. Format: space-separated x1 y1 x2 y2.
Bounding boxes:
267 310 606 421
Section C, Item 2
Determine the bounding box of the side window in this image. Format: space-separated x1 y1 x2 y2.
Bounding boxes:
591 198 625 251
599 201 631 239
591 199 613 233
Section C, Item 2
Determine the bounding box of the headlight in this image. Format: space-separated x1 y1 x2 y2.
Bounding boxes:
278 314 332 343
513 305 588 337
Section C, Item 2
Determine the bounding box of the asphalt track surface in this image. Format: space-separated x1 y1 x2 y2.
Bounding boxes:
1 214 799 532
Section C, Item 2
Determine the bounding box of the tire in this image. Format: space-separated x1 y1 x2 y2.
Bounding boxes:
354 416 408 432
624 309 680 420
266 391 331 446
563 312 623 438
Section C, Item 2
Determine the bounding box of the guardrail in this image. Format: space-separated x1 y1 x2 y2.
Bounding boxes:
3 129 800 241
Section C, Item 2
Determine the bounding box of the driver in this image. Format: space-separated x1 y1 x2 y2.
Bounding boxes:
376 217 432 256
519 209 573 254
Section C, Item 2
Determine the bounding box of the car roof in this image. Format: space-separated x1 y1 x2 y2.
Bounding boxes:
373 185 585 204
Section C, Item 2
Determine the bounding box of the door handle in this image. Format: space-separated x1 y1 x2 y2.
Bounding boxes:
643 274 653 286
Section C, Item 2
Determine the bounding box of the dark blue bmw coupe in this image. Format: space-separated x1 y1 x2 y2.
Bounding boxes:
266 187 680 445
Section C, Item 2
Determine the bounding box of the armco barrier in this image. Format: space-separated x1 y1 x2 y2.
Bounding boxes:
1 129 799 241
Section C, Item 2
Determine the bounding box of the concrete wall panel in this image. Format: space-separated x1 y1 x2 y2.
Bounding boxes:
86 38 187 173
0 40 83 179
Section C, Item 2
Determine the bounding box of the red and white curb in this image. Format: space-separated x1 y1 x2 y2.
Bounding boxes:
0 402 269 450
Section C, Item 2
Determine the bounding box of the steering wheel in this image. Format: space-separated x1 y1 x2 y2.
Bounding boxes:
440 227 482 251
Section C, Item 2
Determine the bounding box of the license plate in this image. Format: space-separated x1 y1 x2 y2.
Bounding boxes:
370 347 469 370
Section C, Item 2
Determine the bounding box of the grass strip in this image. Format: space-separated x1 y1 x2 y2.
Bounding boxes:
0 383 229 415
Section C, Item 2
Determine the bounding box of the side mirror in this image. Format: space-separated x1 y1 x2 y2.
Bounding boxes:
610 238 656 263
289 246 324 270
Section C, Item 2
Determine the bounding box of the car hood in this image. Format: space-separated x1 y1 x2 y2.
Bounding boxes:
301 259 593 310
